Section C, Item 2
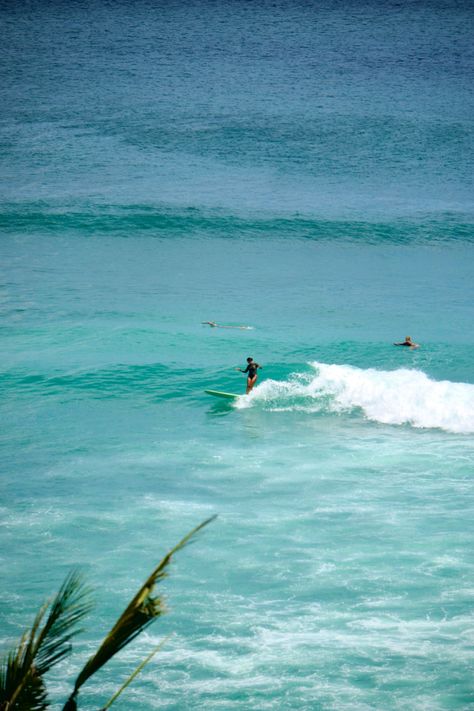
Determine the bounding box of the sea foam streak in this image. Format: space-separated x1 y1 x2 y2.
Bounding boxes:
236 362 474 434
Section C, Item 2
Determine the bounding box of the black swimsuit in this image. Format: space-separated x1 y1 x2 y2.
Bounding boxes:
243 362 258 379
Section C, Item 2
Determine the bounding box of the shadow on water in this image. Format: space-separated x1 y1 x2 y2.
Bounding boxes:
206 399 237 417
205 396 264 439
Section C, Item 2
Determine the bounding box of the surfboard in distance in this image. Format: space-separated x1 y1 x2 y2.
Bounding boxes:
205 389 240 400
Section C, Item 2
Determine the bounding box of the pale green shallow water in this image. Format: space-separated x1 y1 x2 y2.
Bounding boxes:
1 1 474 709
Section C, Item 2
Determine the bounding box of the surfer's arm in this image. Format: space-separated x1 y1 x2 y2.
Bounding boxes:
239 364 255 373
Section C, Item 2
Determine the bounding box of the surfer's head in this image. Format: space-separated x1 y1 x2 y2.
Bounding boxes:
247 357 253 363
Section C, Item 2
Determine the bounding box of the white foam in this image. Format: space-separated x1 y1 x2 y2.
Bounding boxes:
236 362 474 434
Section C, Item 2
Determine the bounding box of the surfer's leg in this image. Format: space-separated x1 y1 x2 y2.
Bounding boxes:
246 375 257 394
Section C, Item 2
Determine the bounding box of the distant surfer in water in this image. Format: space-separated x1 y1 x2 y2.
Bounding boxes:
236 357 262 394
202 321 253 330
394 336 419 349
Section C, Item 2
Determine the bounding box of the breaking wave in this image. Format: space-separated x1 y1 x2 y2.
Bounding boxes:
236 362 474 434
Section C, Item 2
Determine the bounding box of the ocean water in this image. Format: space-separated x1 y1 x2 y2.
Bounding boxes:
1 1 474 709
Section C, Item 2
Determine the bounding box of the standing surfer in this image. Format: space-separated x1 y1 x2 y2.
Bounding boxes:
236 357 262 394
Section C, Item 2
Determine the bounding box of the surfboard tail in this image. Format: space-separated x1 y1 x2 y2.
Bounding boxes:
205 389 240 400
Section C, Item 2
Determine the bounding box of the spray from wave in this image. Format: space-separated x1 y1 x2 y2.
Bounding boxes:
236 362 474 434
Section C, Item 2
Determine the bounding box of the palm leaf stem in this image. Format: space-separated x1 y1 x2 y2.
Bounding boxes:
99 636 171 710
63 516 216 709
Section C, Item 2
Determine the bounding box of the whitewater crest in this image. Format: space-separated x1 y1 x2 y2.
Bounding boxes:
236 362 474 434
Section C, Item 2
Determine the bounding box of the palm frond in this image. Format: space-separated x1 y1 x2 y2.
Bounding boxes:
0 659 48 711
0 607 49 711
0 571 92 711
35 571 93 676
64 516 216 709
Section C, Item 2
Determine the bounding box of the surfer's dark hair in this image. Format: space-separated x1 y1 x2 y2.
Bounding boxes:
247 357 253 362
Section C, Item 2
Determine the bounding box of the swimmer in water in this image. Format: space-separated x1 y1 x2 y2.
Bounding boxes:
202 321 253 330
394 336 419 349
236 356 262 394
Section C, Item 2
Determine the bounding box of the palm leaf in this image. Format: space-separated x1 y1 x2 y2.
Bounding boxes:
0 607 49 711
0 571 92 711
34 571 93 676
63 516 216 710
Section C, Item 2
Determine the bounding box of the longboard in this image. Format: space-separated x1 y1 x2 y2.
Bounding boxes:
205 389 240 400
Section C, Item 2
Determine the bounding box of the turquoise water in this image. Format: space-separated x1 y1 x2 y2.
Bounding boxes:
1 2 474 709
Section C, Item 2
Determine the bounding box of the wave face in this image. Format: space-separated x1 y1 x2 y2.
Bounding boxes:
237 362 474 434
1 203 473 244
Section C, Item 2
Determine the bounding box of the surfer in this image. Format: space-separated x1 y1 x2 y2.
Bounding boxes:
394 336 419 349
236 357 262 394
202 321 252 330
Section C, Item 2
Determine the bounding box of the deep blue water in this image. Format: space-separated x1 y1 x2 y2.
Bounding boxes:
1 2 474 709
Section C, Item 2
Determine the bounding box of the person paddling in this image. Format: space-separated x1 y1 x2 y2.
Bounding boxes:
236 357 262 394
394 336 419 349
203 321 252 330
